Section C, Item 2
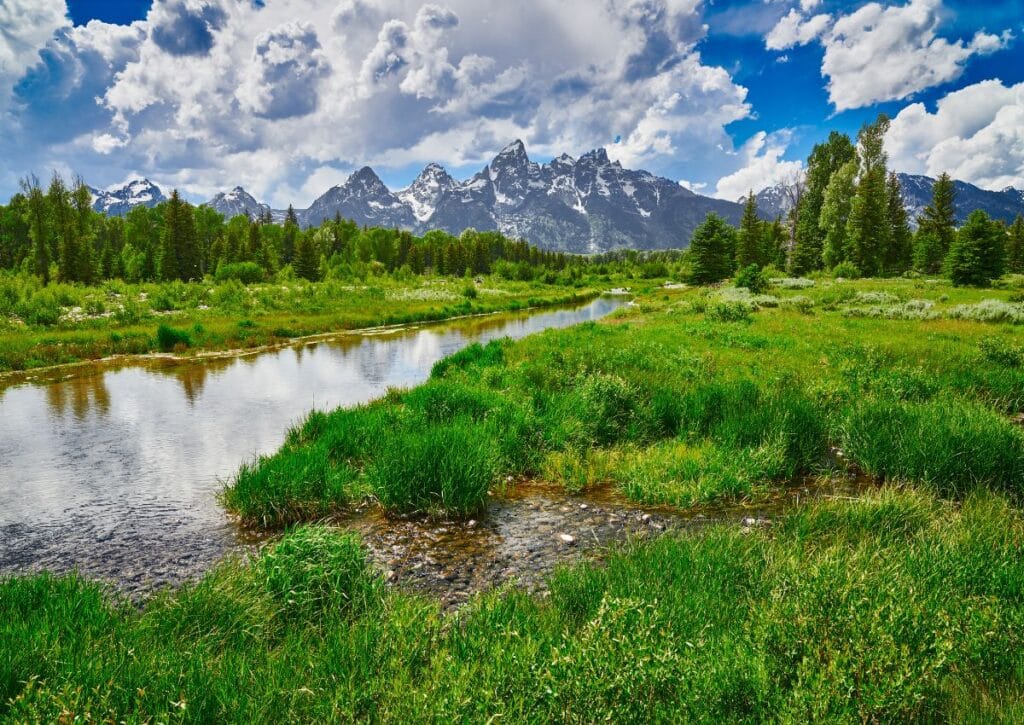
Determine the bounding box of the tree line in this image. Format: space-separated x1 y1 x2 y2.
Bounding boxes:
0 176 587 286
688 114 1024 287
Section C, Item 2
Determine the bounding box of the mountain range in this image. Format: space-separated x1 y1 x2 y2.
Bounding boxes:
753 174 1024 229
90 142 1024 252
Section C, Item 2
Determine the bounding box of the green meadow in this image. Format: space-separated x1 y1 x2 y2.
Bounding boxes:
5 273 1024 721
0 273 593 373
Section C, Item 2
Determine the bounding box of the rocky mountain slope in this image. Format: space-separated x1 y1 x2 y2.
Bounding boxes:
89 179 166 216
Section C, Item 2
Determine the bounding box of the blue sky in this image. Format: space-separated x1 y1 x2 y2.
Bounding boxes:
1 0 1022 207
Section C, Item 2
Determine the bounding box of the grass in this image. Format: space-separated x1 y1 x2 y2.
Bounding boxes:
0 272 599 372
7 273 1024 720
3 488 1024 721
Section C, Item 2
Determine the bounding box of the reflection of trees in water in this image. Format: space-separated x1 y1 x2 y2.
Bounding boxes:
157 358 235 404
45 374 111 419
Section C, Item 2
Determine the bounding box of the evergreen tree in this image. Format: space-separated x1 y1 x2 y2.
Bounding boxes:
293 230 320 281
819 160 857 269
282 205 299 264
735 192 763 268
947 210 1005 286
160 190 200 281
47 175 77 282
21 176 50 284
845 114 890 277
914 172 956 273
1005 215 1024 274
71 180 95 284
791 131 856 274
885 172 913 275
687 213 737 284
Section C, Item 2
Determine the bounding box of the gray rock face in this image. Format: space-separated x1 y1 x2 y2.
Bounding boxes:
205 186 271 220
278 141 744 252
89 179 166 217
300 166 417 229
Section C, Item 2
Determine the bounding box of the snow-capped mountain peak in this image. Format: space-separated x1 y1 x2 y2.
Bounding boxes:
398 163 458 222
206 186 271 220
89 178 166 216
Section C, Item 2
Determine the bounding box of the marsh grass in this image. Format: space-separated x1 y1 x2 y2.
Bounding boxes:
5 488 1024 721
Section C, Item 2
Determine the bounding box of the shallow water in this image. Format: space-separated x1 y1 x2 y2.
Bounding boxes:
0 297 625 591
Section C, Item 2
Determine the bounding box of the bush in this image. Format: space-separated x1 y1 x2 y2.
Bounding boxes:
832 261 860 279
156 324 191 351
462 283 478 299
947 300 1024 325
17 290 62 326
979 337 1024 367
734 264 768 294
706 300 752 323
215 262 265 284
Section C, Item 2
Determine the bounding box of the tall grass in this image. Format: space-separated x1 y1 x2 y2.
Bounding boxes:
842 398 1024 499
4 489 1024 721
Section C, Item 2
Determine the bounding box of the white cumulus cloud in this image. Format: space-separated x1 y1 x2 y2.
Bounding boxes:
887 79 1024 191
0 0 70 107
765 9 831 51
713 130 804 201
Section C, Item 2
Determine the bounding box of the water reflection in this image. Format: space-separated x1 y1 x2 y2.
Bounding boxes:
0 297 624 588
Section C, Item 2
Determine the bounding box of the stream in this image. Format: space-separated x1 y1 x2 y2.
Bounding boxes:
0 298 626 592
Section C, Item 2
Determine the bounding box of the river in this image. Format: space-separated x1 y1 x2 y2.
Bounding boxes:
0 296 626 591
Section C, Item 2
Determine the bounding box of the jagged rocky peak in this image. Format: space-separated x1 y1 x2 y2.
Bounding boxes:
90 178 167 216
399 163 457 222
207 186 271 219
346 166 391 195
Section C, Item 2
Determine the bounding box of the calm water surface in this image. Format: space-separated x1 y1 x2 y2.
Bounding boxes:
0 297 625 590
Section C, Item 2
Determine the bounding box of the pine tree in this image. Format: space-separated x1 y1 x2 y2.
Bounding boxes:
735 192 763 268
47 175 78 282
914 173 956 273
819 160 857 269
282 204 299 264
885 172 912 275
845 114 891 277
947 210 1005 286
1005 215 1024 274
293 230 320 281
687 213 737 284
72 180 95 284
791 131 856 274
21 176 50 284
160 190 200 281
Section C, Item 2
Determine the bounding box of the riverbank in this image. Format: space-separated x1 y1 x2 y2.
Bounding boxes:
0 275 599 374
4 275 1024 720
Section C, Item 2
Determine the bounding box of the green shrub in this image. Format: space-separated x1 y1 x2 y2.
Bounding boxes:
706 300 752 323
156 324 191 352
462 283 478 299
215 262 265 284
735 264 768 294
832 261 860 279
17 290 62 326
979 337 1024 367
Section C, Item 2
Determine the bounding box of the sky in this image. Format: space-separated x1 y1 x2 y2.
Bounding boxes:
0 0 1021 208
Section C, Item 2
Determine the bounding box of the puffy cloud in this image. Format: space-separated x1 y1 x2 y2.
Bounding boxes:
0 0 763 207
0 0 70 107
150 0 227 57
822 0 1009 110
887 79 1024 191
800 0 821 10
765 9 831 51
237 22 329 119
713 130 804 200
